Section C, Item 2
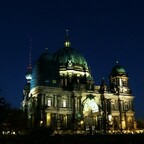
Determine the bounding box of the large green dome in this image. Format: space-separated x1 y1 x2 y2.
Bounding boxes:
53 40 89 70
30 50 59 89
110 64 127 76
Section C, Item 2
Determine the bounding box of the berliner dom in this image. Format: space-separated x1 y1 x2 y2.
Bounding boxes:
22 34 136 134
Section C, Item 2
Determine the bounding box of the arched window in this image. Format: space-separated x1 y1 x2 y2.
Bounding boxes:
62 99 67 107
47 98 52 106
125 101 129 111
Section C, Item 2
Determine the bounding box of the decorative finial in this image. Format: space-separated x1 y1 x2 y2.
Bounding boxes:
45 48 48 51
66 29 69 36
64 29 71 48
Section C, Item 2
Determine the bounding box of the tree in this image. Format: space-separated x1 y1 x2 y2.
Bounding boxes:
0 91 26 134
3 108 26 134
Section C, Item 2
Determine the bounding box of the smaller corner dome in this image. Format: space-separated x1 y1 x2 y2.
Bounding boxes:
38 50 53 62
30 49 60 89
110 64 127 76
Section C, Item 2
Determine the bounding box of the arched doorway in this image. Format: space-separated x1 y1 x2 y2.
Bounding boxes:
82 95 101 133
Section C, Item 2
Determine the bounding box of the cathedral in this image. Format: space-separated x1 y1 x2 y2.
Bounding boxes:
22 34 136 134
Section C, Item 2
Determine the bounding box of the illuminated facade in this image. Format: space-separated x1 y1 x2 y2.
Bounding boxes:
22 36 136 134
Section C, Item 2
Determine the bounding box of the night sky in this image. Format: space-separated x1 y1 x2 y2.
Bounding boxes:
0 0 144 119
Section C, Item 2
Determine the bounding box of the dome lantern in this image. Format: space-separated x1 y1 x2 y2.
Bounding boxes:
64 40 71 48
64 29 71 48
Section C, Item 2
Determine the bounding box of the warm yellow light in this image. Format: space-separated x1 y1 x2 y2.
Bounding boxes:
122 121 126 129
80 120 84 125
83 99 99 115
62 99 67 107
46 113 51 126
64 41 71 47
40 120 43 124
108 115 112 121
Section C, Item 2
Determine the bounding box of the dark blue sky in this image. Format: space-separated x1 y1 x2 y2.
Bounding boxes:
0 0 144 119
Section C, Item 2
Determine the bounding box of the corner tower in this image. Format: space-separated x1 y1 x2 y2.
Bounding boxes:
106 62 136 131
109 62 131 94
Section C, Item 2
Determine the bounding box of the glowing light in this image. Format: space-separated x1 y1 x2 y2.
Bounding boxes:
25 73 32 80
108 115 112 121
62 99 67 107
64 41 71 47
46 113 51 126
122 121 126 129
80 120 84 125
83 99 99 114
47 99 51 106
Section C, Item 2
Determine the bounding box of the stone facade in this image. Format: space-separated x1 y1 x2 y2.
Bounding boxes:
22 37 135 134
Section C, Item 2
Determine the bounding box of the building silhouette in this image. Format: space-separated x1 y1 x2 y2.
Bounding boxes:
22 34 136 134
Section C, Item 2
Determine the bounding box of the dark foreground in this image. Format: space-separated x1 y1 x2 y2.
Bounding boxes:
0 134 144 144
